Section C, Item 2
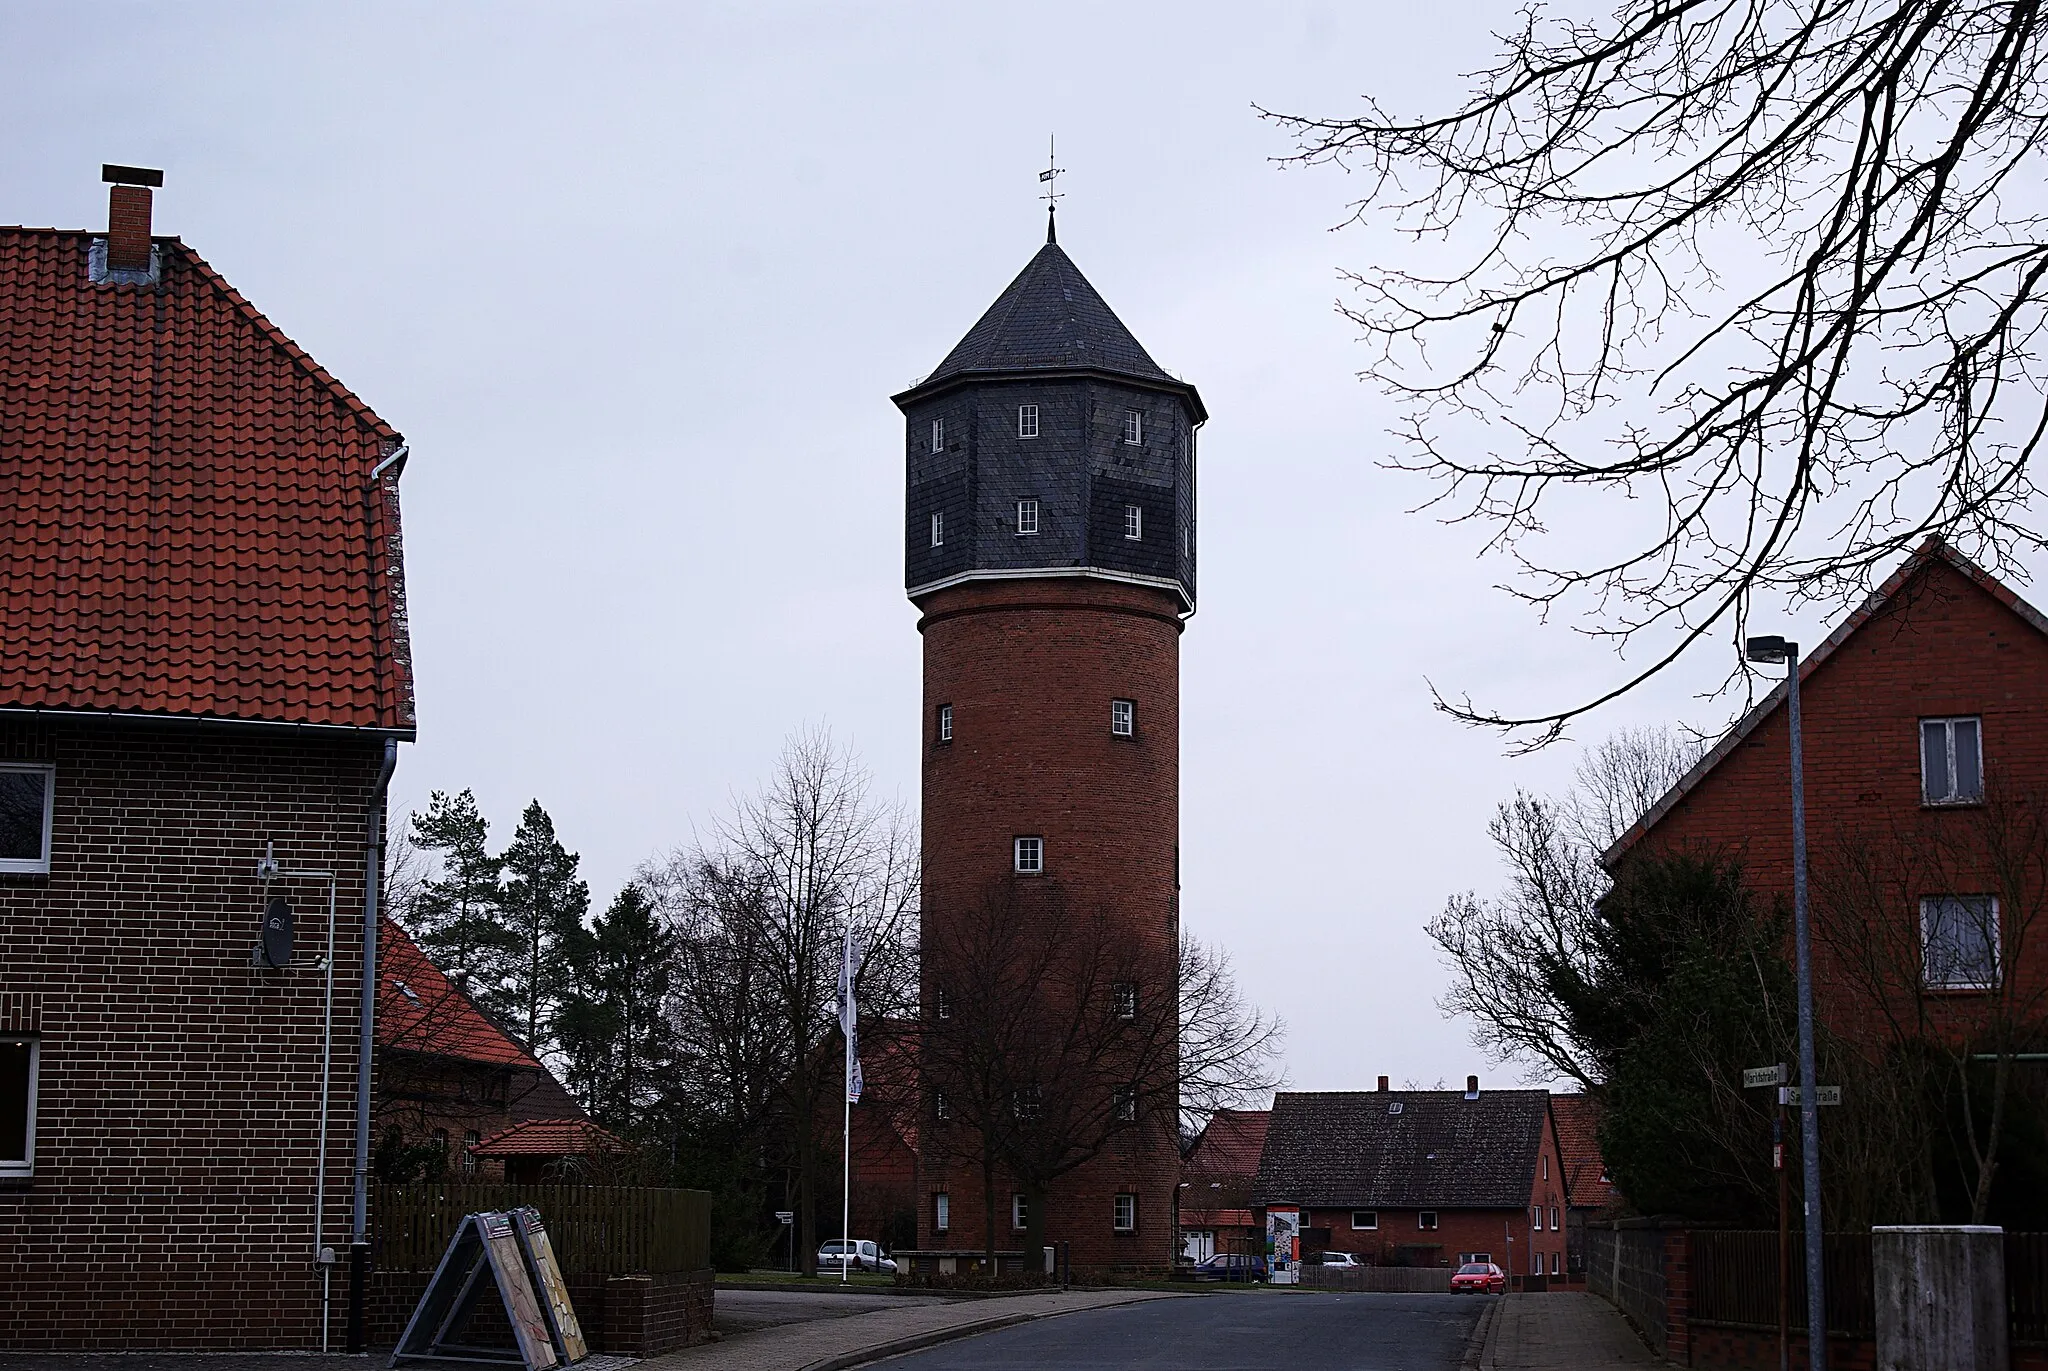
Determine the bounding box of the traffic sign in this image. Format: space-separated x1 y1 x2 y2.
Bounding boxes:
1743 1065 1787 1088
1778 1085 1842 1106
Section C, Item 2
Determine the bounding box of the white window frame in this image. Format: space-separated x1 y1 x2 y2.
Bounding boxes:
1533 1250 1544 1276
1016 499 1040 536
1124 504 1143 540
1418 1211 1439 1231
934 985 952 1020
1550 1206 1559 1231
930 418 944 454
934 1191 950 1233
1014 836 1043 874
1123 410 1143 445
1111 699 1135 737
1351 1210 1379 1231
938 703 953 744
1018 405 1039 439
1532 1206 1542 1230
1111 980 1137 1020
0 1035 38 1178
1921 716 1984 805
930 511 943 548
1921 894 2001 990
1541 1155 1548 1181
0 764 55 875
1551 1250 1561 1276
1112 1192 1137 1232
1012 1193 1029 1230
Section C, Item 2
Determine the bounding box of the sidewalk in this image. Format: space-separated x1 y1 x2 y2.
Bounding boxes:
639 1287 1184 1371
1472 1293 1663 1369
1471 1293 1663 1369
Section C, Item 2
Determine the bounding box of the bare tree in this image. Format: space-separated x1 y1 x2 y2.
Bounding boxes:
1431 727 1703 1084
645 728 919 1274
1177 932 1287 1144
1813 778 2048 1221
1269 3 2048 746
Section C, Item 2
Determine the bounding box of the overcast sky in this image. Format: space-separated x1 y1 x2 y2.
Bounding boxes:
3 2 1938 1094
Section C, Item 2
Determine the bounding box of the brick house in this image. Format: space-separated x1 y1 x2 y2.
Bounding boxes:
1177 1107 1269 1263
1604 538 2048 1053
0 170 412 1349
1550 1091 1620 1278
374 916 595 1181
1255 1082 1573 1282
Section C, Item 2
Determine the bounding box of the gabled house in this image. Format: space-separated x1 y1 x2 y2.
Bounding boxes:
0 169 412 1350
374 916 592 1181
1177 1107 1268 1263
1605 538 2048 1054
1255 1080 1571 1282
1549 1091 1619 1276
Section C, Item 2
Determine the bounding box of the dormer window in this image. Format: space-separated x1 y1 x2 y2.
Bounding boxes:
1016 499 1040 536
1123 410 1143 445
930 512 943 548
930 418 944 454
1124 504 1143 540
1018 405 1039 439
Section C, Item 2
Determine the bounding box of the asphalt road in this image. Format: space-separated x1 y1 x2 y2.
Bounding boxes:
877 1291 1488 1371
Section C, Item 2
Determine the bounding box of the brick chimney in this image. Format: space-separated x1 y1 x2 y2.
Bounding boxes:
1465 1074 1481 1099
1377 1075 1389 1092
102 164 163 272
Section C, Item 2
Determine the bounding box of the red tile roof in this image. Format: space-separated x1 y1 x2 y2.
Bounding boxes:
0 226 413 732
377 917 542 1070
1550 1093 1620 1210
1185 1108 1270 1179
473 1119 633 1157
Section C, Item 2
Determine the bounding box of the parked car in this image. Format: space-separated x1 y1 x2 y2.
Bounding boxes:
1450 1262 1507 1294
1187 1253 1267 1282
1312 1251 1364 1269
816 1239 898 1274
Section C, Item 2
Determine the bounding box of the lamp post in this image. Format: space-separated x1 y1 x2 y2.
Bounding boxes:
1748 635 1826 1371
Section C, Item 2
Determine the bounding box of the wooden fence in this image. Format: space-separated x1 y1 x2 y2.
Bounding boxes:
373 1183 711 1274
1300 1265 1453 1293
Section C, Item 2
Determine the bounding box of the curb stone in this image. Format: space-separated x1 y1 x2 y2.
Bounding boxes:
1464 1295 1502 1371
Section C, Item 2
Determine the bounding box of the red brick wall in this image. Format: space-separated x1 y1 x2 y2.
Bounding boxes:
915 577 1183 1271
368 1267 714 1355
1628 559 2048 1043
0 718 387 1349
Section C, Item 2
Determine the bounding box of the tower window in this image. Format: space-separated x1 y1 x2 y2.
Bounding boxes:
1113 1193 1137 1231
930 418 944 453
1112 980 1137 1019
934 1192 950 1232
1123 410 1143 445
930 512 943 548
1016 499 1040 536
934 985 952 1019
1124 504 1143 540
934 1090 951 1120
938 703 953 744
1113 1084 1136 1122
1018 405 1039 439
1014 836 1043 874
1111 699 1135 737
1921 717 1983 804
1013 1193 1030 1229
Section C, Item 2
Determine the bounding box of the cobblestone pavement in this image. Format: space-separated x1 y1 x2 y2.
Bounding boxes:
1474 1293 1663 1369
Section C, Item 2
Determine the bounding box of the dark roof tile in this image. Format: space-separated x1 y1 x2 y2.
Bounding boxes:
1256 1090 1547 1209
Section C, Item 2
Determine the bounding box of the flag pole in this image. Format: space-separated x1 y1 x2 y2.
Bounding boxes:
841 1074 852 1284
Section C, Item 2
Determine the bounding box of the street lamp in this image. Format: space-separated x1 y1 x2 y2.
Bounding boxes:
1748 634 1826 1371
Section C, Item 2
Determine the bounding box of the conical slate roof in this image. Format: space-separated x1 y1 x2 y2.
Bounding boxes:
921 240 1177 389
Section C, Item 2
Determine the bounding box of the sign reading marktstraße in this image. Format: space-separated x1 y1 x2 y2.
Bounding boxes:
1779 1085 1843 1106
1742 1065 1787 1088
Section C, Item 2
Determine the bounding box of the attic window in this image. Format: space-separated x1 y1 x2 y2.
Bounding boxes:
1123 410 1143 445
1124 504 1143 540
1921 717 1983 804
1387 1101 1404 1116
1019 405 1039 439
930 512 944 548
930 418 945 454
1418 1211 1439 1231
1017 499 1040 536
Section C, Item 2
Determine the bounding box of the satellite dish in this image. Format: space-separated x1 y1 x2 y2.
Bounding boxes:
262 895 295 968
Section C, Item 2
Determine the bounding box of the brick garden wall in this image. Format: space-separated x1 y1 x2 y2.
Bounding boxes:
0 718 386 1349
366 1266 713 1354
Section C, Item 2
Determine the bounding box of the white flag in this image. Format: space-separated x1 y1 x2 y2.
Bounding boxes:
838 930 863 1103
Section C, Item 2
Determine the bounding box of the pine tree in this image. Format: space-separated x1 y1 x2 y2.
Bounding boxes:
557 883 679 1136
404 790 514 1011
499 801 589 1057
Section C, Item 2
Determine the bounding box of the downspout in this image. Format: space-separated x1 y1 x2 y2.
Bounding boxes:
346 736 398 1352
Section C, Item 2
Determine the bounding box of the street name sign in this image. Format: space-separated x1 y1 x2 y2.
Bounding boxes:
1778 1085 1842 1106
1742 1065 1787 1088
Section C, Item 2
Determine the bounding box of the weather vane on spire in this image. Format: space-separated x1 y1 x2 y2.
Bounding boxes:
1038 135 1063 243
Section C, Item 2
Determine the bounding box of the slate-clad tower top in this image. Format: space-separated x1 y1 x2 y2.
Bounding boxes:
896 235 1203 614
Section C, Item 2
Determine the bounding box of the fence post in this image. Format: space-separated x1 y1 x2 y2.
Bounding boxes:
1663 1226 1692 1365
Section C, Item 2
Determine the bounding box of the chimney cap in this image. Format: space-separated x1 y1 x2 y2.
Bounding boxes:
102 164 164 188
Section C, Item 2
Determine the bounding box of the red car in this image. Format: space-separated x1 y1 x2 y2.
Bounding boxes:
1450 1262 1507 1293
